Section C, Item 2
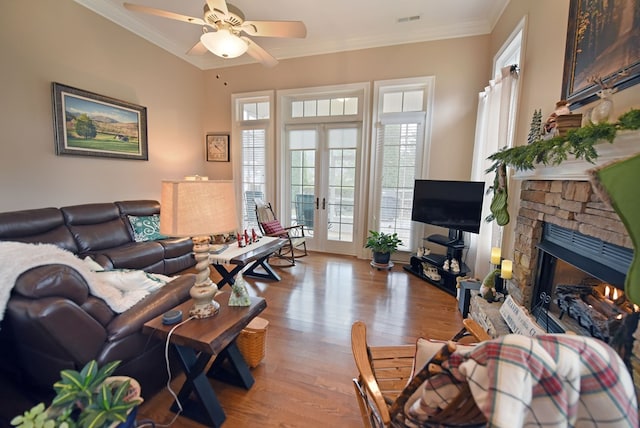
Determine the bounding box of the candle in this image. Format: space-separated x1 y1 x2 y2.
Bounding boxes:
605 285 611 300
501 259 513 279
490 247 501 265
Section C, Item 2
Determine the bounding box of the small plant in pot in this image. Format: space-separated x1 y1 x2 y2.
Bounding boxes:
366 230 403 265
10 360 142 428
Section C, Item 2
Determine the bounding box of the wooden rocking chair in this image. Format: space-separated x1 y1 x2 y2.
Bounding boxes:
351 319 490 428
255 198 308 266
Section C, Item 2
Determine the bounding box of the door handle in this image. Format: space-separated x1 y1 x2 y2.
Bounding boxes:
322 198 326 210
315 197 319 209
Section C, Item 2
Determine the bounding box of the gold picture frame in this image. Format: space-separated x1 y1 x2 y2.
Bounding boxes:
206 133 230 162
52 82 148 160
561 0 640 109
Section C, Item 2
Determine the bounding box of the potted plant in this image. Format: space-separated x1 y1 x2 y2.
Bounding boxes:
365 230 403 266
10 360 142 428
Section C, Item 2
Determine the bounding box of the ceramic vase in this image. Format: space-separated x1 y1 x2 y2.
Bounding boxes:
590 89 615 124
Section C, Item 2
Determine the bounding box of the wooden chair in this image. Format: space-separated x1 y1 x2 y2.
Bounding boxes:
351 319 490 428
255 198 308 266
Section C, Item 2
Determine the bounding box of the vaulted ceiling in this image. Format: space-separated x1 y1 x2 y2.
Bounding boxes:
76 0 510 69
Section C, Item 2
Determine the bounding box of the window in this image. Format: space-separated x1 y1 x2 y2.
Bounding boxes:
468 16 525 280
232 91 274 231
370 77 434 252
291 97 359 118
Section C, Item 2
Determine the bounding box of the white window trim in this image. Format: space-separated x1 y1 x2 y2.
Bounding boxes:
493 15 527 79
231 90 275 217
368 76 435 257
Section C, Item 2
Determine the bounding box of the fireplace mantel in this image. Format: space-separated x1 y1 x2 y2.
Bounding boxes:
513 130 640 181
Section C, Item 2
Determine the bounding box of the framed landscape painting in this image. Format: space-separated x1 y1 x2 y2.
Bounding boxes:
561 0 640 109
52 82 148 160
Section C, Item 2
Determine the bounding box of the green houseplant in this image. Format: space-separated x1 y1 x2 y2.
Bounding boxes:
366 230 403 265
10 360 142 428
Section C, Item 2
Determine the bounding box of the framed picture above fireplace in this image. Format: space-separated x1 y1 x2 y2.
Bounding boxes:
561 0 640 109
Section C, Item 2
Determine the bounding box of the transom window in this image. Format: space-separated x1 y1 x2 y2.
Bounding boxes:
242 101 270 120
291 97 359 118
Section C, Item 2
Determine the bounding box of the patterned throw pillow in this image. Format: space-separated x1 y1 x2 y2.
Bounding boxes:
261 220 286 235
393 338 477 426
127 214 167 242
411 338 475 379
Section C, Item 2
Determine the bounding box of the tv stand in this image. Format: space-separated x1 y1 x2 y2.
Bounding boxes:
426 234 464 255
403 230 470 296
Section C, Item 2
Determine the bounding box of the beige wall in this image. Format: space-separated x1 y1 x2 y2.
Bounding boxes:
490 0 640 257
0 0 206 212
2 0 637 253
202 36 492 182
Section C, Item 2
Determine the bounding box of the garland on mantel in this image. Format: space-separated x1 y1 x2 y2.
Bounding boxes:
484 108 640 226
486 108 640 174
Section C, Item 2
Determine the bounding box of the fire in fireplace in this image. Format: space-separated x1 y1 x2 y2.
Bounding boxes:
531 223 636 346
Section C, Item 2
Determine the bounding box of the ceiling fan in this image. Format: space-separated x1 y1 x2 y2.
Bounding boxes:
123 0 307 67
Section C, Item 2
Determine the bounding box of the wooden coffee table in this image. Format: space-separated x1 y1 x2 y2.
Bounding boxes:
143 291 267 427
209 236 286 289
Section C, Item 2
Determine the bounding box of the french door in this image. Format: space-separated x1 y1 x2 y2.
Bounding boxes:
285 123 360 254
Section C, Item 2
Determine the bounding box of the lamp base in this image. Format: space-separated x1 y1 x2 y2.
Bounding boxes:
189 235 220 319
189 283 220 319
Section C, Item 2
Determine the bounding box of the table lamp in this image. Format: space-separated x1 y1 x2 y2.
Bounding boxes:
160 179 238 319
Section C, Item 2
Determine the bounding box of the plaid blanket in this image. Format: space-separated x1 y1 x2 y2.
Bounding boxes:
446 334 638 427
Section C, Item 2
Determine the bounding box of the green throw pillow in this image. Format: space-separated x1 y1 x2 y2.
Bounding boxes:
127 214 167 242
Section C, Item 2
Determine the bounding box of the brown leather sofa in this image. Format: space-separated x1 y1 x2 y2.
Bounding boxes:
0 200 197 398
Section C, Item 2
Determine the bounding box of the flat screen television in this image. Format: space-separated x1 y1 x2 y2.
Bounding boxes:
411 179 485 235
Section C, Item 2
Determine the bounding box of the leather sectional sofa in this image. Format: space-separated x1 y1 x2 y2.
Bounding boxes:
0 200 197 398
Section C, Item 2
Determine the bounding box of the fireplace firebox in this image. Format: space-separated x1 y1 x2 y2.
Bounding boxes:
532 223 636 346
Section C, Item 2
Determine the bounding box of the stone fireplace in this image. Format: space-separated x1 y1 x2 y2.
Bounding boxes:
470 131 640 394
531 222 634 341
510 179 632 308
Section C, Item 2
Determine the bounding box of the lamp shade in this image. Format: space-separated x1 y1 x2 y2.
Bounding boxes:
200 30 248 59
160 180 238 237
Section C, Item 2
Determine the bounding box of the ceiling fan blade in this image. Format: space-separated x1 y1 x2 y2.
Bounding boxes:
241 20 307 38
187 40 209 56
206 0 229 18
242 37 279 67
124 3 206 26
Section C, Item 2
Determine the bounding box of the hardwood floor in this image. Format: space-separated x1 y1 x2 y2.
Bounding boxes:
136 252 466 428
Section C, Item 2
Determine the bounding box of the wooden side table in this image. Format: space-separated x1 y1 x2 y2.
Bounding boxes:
143 292 267 427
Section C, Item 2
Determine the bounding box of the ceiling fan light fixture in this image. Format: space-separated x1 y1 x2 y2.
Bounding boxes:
200 29 248 59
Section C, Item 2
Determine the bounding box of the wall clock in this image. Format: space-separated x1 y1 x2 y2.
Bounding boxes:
206 133 230 162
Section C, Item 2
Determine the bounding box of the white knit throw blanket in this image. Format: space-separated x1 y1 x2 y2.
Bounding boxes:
0 241 151 322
